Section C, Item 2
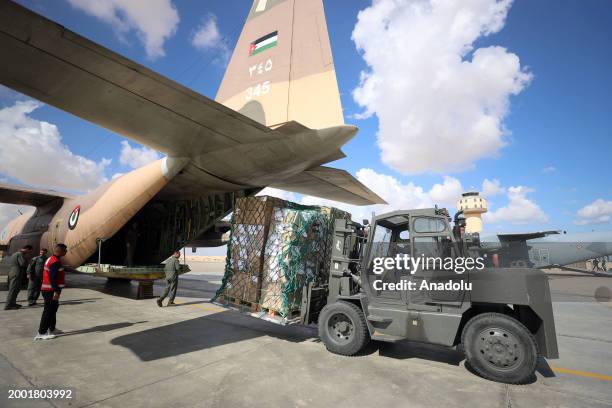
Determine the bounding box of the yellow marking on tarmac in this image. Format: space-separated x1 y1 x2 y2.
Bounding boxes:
551 366 612 381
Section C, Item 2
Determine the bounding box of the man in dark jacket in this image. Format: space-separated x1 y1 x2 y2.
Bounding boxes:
27 248 48 306
157 251 181 307
4 245 33 310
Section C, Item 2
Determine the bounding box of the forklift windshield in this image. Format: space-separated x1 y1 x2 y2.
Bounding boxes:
363 210 464 305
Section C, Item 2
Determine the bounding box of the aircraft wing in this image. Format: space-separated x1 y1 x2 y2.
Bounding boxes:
269 166 387 206
0 1 279 157
497 231 561 243
0 182 73 207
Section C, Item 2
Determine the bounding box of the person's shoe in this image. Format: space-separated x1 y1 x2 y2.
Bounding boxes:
48 329 63 335
4 304 21 310
28 302 37 306
156 298 163 308
34 333 46 340
167 301 176 306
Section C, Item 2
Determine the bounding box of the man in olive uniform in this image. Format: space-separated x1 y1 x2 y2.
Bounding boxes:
5 245 33 310
157 250 181 307
27 248 48 306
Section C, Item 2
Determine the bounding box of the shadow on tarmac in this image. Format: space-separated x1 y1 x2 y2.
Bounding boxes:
0 297 102 306
111 309 472 375
110 311 317 362
58 298 101 306
58 321 148 338
377 341 466 366
170 300 213 307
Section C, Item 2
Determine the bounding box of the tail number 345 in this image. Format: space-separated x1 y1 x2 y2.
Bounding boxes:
245 81 271 101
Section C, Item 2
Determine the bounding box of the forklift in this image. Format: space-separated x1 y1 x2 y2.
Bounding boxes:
304 208 558 384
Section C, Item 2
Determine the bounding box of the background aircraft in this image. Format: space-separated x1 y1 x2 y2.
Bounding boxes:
0 0 385 276
480 231 612 271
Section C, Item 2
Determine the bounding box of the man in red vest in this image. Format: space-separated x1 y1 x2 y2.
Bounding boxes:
35 243 67 340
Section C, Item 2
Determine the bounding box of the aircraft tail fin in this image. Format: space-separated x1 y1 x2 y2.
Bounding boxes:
215 0 344 129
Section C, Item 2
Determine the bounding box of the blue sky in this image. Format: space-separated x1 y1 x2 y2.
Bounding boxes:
1 0 611 233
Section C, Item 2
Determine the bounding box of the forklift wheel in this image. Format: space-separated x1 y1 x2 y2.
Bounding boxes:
462 312 538 384
318 301 370 356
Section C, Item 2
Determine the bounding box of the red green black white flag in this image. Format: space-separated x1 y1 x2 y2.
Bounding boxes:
249 31 278 56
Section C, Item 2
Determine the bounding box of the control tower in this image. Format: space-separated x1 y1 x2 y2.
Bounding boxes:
457 192 488 233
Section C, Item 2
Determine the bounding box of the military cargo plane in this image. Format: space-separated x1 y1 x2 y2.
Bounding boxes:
0 0 385 278
480 231 612 271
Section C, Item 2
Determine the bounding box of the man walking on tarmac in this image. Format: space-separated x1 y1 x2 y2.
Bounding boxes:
4 245 33 310
27 248 48 306
35 243 67 340
157 250 181 307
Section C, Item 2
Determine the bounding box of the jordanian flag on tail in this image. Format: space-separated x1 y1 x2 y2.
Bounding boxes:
249 31 278 56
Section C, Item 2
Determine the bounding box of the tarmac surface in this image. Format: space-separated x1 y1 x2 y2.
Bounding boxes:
1 262 611 408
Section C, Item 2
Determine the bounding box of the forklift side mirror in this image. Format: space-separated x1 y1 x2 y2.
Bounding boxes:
362 219 369 226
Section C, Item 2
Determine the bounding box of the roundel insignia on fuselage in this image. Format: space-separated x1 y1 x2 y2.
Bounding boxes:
68 205 81 230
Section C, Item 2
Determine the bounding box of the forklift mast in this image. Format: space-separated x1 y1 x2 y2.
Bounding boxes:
327 218 364 304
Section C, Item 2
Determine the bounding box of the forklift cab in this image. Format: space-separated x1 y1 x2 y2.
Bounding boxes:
362 209 466 309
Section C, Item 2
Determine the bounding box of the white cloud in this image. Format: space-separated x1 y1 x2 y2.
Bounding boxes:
352 0 531 174
66 0 179 59
192 15 221 49
482 178 505 196
429 176 464 207
0 204 33 232
294 169 464 223
257 187 300 202
483 186 547 225
542 166 556 173
0 101 110 191
191 14 230 63
119 141 160 169
575 199 612 225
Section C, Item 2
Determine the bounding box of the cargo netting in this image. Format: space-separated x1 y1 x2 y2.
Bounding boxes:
213 196 350 318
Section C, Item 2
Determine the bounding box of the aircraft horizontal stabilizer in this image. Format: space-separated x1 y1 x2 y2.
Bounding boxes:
0 183 73 207
270 166 386 206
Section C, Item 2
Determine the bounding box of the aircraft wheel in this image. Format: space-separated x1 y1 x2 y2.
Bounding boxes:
462 312 538 384
318 301 370 356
